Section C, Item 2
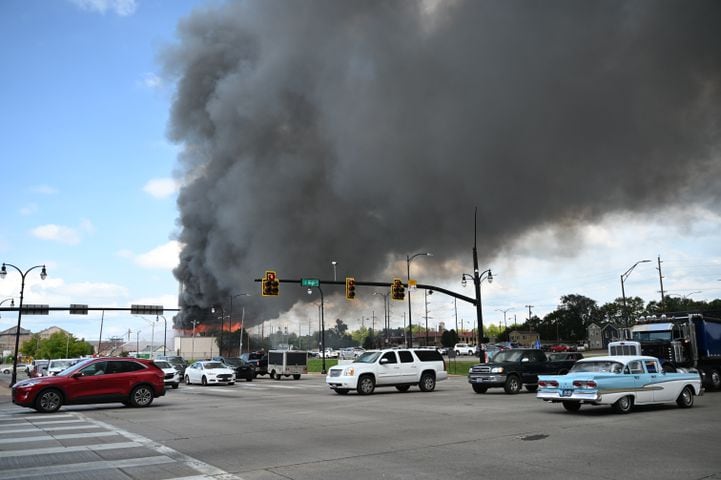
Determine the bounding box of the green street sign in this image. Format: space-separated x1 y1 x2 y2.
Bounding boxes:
301 278 320 287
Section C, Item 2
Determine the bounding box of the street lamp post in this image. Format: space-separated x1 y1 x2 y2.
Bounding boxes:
307 286 326 374
190 320 198 361
0 297 15 319
331 261 338 282
373 292 390 345
621 260 651 328
158 315 168 356
462 268 492 359
406 252 432 348
230 293 250 355
136 330 141 356
496 308 513 337
1 262 47 386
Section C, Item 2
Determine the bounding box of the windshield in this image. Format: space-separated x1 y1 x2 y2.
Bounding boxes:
57 358 93 376
355 352 382 363
155 361 172 369
571 361 623 373
632 331 672 341
491 350 524 363
203 362 226 369
223 358 242 366
49 360 76 370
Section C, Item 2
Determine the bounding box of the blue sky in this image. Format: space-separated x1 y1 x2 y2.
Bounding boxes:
0 0 720 348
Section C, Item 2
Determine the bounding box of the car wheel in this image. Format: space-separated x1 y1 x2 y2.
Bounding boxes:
503 375 522 394
293 374 301 380
171 383 179 389
562 401 581 412
357 375 375 395
395 385 411 392
708 369 721 390
201 376 207 386
2 368 9 374
335 388 349 395
418 372 436 392
229 382 235 385
185 375 191 385
472 384 488 394
525 385 539 393
245 376 253 382
676 386 694 408
129 385 154 408
34 389 63 413
612 395 633 414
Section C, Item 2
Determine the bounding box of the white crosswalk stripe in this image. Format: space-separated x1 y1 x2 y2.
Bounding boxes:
0 410 245 480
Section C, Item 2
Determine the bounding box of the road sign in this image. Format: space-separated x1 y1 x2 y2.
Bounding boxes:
130 304 164 315
21 304 49 315
408 279 417 291
69 304 88 315
301 278 320 287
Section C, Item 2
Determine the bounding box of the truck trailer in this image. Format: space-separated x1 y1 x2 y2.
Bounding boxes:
628 312 721 390
267 350 308 380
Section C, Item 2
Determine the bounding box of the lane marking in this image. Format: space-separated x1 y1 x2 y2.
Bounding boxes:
0 454 176 480
0 441 140 458
0 431 119 444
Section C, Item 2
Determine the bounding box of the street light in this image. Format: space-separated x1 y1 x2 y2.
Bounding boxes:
406 252 432 348
0 297 15 319
158 315 168 356
331 260 338 282
230 293 250 355
307 285 326 374
373 291 390 345
462 268 492 359
136 330 141 356
1 262 47 386
495 308 513 332
621 260 651 328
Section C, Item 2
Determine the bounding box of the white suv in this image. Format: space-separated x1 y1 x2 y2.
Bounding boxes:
454 343 475 355
325 349 448 395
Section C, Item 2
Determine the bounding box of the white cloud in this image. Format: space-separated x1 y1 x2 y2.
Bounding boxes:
31 224 81 245
118 241 182 270
29 185 58 195
139 72 162 89
19 203 38 216
70 0 138 16
143 178 178 199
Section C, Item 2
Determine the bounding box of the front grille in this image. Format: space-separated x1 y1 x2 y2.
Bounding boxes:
472 366 491 374
164 373 175 379
329 369 341 377
217 374 232 381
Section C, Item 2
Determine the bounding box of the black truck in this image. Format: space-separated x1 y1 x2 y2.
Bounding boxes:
467 348 579 394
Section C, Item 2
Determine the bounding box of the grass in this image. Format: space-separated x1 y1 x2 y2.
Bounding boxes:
307 357 478 375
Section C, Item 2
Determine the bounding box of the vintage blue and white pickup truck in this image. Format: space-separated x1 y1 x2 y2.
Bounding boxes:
537 355 703 414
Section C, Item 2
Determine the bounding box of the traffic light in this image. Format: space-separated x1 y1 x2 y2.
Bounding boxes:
262 271 280 296
391 278 405 300
345 277 356 300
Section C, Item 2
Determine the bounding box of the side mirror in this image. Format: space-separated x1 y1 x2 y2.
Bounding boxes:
521 357 529 363
71 372 84 379
379 358 389 365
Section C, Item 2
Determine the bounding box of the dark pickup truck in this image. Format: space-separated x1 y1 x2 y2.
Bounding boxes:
468 348 579 394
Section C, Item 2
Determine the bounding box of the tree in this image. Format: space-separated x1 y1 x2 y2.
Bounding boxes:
441 329 459 348
21 332 92 359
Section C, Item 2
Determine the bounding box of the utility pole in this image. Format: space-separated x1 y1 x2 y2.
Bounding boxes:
657 255 666 312
525 305 534 322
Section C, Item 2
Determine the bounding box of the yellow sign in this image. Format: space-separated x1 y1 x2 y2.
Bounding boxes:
408 279 417 291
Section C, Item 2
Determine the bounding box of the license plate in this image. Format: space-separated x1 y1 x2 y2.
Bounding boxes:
561 389 573 397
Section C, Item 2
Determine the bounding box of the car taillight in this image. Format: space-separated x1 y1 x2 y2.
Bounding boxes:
539 380 559 387
572 380 597 389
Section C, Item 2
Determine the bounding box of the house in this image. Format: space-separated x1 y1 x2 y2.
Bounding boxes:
587 322 603 350
600 323 621 348
0 326 32 356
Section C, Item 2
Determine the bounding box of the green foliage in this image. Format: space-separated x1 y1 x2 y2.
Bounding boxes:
20 331 93 359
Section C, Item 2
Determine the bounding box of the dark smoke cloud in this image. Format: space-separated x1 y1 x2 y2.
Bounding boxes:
163 0 721 328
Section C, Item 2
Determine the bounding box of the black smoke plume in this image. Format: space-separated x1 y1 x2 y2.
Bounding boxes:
163 1 721 329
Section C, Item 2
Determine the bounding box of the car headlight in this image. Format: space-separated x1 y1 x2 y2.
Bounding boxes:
344 367 355 376
468 367 473 374
491 367 504 374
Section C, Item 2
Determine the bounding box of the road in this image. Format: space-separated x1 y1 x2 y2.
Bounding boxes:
0 373 720 480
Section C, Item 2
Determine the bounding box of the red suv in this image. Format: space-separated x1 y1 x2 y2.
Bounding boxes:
12 357 165 413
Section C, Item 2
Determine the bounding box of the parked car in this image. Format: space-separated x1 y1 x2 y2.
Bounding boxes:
28 359 49 377
155 355 188 376
213 356 255 381
326 348 448 395
2 363 26 375
454 343 475 355
547 352 584 362
154 359 181 389
184 361 236 385
537 355 703 413
549 344 573 352
11 357 166 413
46 359 81 376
